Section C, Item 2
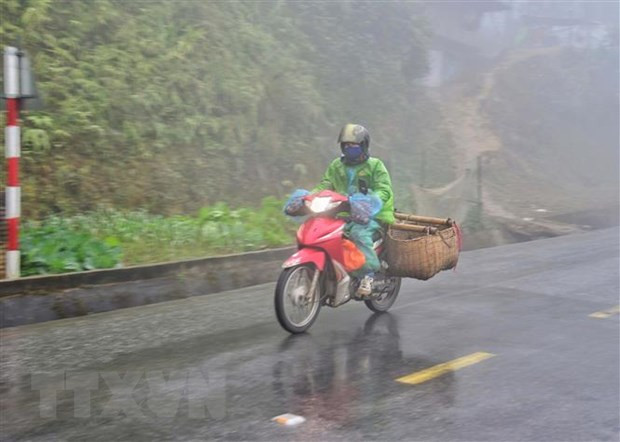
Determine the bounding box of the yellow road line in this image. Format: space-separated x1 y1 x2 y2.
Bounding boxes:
589 305 620 319
396 352 495 385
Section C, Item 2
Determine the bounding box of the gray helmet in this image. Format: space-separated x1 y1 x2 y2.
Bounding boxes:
337 124 370 154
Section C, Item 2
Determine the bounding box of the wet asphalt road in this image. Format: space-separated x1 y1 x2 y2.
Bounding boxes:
1 228 619 441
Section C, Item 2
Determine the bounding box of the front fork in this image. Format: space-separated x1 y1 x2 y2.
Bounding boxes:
293 266 321 307
308 268 320 304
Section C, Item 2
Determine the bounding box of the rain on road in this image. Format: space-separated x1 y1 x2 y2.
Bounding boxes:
1 228 618 441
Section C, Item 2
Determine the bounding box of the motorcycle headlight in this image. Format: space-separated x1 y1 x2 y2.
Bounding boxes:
305 197 340 213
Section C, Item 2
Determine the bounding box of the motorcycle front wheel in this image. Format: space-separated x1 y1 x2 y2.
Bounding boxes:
274 264 322 334
364 276 401 313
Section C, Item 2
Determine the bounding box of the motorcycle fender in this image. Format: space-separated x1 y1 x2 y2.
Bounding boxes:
282 249 326 270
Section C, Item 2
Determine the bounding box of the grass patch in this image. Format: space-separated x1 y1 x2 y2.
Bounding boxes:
22 197 296 275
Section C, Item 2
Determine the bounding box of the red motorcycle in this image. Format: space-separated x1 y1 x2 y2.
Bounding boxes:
275 190 402 334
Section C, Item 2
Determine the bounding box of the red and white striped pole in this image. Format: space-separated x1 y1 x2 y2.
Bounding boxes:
4 46 20 279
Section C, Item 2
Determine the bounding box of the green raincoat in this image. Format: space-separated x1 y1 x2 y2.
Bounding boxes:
313 157 395 276
313 157 395 225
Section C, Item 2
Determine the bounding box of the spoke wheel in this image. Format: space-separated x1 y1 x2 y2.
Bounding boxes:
364 277 401 313
275 264 322 333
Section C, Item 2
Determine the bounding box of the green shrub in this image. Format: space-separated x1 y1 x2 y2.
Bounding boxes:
21 218 122 276
20 199 297 275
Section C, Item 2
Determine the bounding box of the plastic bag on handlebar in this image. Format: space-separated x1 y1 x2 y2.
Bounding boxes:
349 192 383 224
283 189 310 220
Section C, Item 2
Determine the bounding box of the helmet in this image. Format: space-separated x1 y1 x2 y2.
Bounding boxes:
338 124 370 154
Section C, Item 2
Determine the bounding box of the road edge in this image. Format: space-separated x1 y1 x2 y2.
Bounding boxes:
0 247 294 328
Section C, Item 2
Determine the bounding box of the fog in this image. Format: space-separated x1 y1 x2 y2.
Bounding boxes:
407 1 619 244
2 0 619 247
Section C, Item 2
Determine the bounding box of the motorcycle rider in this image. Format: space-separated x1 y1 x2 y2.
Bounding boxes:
313 124 395 297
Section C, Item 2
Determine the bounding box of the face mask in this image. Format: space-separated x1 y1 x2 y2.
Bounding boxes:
343 144 363 161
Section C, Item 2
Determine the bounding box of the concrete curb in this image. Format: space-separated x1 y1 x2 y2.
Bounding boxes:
2 206 616 329
0 247 294 297
0 246 294 328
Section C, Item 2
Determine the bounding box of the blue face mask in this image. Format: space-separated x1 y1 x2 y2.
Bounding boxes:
343 144 363 161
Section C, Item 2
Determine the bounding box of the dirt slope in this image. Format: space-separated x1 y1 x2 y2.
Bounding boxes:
412 46 619 247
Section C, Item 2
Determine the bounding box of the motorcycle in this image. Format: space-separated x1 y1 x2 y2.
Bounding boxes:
274 190 402 334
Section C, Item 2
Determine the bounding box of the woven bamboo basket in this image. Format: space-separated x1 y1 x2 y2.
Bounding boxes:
386 213 461 280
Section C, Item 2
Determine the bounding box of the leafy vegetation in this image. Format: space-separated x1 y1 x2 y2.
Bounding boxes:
20 198 296 275
21 219 122 276
2 0 616 271
1 0 437 219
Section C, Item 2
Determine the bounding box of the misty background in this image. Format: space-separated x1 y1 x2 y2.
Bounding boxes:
1 0 618 247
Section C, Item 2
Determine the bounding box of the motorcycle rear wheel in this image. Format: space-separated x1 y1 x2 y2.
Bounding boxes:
364 276 401 313
275 264 322 334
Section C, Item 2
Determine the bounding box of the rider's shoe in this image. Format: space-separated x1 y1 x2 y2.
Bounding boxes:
357 275 374 297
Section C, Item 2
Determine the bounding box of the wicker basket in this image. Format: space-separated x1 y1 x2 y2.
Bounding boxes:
386 215 460 280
